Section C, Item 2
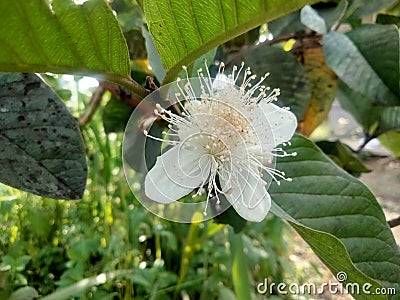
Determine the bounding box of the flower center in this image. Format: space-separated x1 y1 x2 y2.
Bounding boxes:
183 97 256 147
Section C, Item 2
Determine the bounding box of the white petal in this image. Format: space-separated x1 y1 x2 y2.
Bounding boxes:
222 168 271 222
243 107 276 163
145 145 211 203
259 102 297 145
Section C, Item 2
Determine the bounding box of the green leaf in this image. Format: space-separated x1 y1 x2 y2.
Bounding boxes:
346 0 397 21
191 47 217 77
300 5 327 34
337 80 400 136
379 107 400 132
28 208 52 238
324 24 400 106
15 256 31 272
41 270 133 300
212 195 247 233
268 10 305 37
8 286 39 300
0 73 87 199
231 45 311 120
229 229 251 300
376 13 400 26
141 25 166 82
0 0 130 80
336 80 382 132
316 140 370 177
270 135 400 298
143 0 320 83
317 0 348 29
123 117 163 173
218 287 236 300
102 97 133 133
379 131 400 157
269 1 348 36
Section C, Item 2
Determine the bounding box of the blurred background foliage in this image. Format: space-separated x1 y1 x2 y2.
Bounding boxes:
1 0 400 299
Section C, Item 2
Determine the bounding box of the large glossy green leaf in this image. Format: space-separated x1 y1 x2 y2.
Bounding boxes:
324 24 400 106
230 45 311 120
270 135 400 298
0 0 130 81
143 0 319 83
0 73 87 199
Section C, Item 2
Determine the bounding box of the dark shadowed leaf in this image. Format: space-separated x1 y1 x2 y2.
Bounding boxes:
231 45 311 120
268 10 305 37
317 0 348 29
336 80 382 132
345 0 397 21
270 1 347 36
0 0 130 81
123 116 163 173
270 135 400 298
212 195 247 233
316 140 370 177
102 97 133 133
337 80 400 137
376 13 400 26
0 73 87 199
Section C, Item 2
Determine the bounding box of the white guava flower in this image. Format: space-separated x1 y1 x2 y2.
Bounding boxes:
144 62 297 222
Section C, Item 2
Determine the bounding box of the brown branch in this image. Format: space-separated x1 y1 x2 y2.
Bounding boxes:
388 216 400 228
101 81 154 114
78 85 105 125
100 80 156 122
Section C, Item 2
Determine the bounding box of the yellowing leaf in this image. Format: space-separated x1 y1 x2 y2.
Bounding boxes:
298 44 338 136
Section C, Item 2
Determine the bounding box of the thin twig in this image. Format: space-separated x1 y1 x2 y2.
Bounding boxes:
356 134 376 153
78 85 105 125
388 216 400 228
